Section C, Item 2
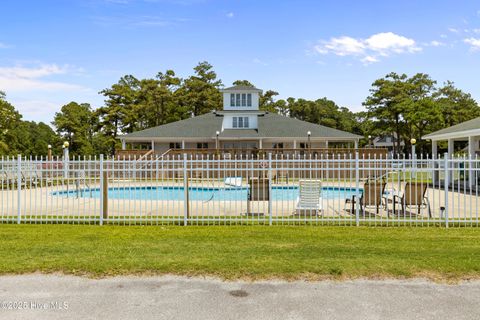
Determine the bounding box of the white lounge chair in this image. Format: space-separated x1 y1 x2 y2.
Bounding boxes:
225 177 243 187
295 179 323 215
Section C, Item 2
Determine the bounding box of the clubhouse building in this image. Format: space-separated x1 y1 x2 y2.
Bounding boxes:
119 85 363 156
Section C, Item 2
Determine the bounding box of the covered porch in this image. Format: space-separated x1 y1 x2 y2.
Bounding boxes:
423 117 480 189
423 117 480 158
118 136 362 158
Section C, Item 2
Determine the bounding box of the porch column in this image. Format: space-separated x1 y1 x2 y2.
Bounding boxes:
432 140 438 158
293 140 297 149
447 139 454 158
432 140 438 187
121 139 126 150
468 136 475 189
354 140 358 149
447 138 454 185
151 140 155 151
325 140 329 148
259 139 263 149
181 140 185 149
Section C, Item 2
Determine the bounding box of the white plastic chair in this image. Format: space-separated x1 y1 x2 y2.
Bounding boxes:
295 179 323 214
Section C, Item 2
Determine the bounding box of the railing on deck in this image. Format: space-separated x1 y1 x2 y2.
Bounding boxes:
166 148 388 159
115 149 152 159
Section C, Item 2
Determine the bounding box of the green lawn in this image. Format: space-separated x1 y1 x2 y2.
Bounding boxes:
0 225 479 281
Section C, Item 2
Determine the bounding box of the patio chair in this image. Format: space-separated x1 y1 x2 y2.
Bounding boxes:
225 177 243 187
346 180 386 215
392 182 431 217
3 170 23 187
295 179 323 215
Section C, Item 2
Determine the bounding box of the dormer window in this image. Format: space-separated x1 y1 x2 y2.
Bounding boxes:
230 93 252 107
233 116 249 128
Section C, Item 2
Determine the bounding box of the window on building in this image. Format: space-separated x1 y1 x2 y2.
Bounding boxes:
233 117 249 128
299 143 306 149
230 92 253 107
169 142 181 149
197 142 208 149
272 143 284 149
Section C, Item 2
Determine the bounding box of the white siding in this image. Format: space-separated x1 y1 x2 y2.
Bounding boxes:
223 92 259 110
222 114 258 129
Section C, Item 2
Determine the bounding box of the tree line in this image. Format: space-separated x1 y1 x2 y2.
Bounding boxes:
0 62 478 156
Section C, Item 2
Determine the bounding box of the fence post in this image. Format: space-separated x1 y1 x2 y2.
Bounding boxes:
17 154 22 224
183 153 189 226
99 154 104 226
355 151 360 227
268 152 272 226
443 153 449 228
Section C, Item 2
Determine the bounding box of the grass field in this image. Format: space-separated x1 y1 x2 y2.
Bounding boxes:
0 225 479 282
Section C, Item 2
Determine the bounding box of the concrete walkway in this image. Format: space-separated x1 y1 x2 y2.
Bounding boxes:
0 275 479 320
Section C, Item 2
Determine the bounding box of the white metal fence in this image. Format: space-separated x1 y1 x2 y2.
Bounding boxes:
0 153 479 226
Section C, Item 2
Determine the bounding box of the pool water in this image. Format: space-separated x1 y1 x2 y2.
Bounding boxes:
53 186 360 201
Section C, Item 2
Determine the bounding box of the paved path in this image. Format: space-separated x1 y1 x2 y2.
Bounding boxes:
0 275 479 320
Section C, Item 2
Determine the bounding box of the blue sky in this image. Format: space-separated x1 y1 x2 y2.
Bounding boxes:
1 0 480 123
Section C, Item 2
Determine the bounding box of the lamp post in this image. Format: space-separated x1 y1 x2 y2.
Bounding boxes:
411 138 416 179
307 131 311 150
368 135 372 148
215 131 220 150
63 141 69 179
410 138 416 159
47 144 52 161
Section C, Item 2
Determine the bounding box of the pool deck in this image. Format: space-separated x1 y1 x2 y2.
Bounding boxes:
1 180 479 224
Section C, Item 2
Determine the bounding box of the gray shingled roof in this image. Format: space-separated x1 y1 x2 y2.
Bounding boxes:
122 113 222 139
221 85 262 92
423 117 480 139
121 112 361 140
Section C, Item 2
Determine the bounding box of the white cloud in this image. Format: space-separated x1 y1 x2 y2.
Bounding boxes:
15 100 59 121
361 56 379 64
448 27 459 33
473 29 480 34
0 64 86 92
365 32 421 55
314 32 421 64
316 36 365 56
428 40 445 47
226 12 234 18
91 15 180 28
464 37 480 50
252 58 268 66
0 42 11 49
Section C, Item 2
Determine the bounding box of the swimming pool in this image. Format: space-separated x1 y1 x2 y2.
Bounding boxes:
53 186 360 201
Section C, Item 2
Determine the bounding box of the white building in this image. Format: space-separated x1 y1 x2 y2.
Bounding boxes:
119 85 362 156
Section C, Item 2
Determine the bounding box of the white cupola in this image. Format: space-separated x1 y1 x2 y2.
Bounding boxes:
220 85 262 111
218 85 263 130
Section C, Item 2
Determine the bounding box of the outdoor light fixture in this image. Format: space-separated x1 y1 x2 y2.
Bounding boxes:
63 141 69 148
216 131 220 150
307 131 311 150
47 144 52 149
411 138 417 177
